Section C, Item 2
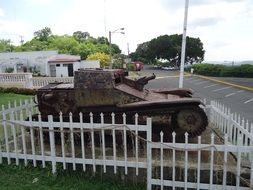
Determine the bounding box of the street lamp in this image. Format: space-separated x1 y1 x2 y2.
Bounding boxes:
109 27 125 69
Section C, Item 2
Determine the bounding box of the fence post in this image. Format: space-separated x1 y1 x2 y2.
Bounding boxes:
24 73 33 88
146 118 152 190
2 105 10 164
48 115 56 174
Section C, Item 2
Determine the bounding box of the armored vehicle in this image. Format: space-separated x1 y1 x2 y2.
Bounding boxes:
36 68 208 140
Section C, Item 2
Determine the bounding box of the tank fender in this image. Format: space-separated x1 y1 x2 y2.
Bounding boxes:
150 88 193 97
117 98 203 108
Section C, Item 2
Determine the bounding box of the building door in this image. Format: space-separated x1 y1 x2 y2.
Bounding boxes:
68 64 74 76
50 65 56 77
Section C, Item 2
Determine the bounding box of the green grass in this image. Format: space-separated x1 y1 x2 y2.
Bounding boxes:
0 162 145 190
0 93 32 107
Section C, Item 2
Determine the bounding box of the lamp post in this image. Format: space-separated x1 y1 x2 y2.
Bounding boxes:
109 27 125 69
179 0 189 88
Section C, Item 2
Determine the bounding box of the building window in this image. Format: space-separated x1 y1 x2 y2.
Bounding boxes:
56 64 60 67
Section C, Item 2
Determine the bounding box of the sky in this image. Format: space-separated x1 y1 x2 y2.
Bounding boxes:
0 0 253 62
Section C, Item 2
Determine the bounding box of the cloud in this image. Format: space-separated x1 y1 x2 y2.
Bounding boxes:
23 0 53 5
190 17 223 28
0 18 33 44
0 8 4 17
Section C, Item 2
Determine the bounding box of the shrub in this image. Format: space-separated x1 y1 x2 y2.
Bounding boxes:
126 64 136 71
5 67 14 73
0 87 36 95
192 63 253 78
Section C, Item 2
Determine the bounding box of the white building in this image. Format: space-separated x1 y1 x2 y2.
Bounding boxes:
0 51 100 77
0 50 58 75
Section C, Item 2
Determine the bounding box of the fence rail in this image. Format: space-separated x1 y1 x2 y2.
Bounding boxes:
0 99 253 189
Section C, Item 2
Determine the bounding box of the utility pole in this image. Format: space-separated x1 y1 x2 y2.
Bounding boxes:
179 0 189 88
20 35 24 45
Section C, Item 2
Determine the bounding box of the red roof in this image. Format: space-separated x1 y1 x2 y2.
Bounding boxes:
48 54 81 63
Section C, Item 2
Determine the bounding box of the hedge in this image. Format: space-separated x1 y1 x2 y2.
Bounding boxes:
191 64 253 78
0 87 36 95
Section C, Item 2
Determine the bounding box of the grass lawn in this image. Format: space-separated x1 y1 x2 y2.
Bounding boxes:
0 162 145 190
0 93 33 107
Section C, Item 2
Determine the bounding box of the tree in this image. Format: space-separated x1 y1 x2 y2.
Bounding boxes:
131 34 205 67
34 27 52 41
0 39 14 52
112 54 127 69
73 31 90 42
2 28 124 60
130 41 151 63
49 35 79 55
87 52 110 68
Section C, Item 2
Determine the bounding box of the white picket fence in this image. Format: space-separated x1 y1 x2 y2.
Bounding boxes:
210 100 253 158
0 73 73 88
1 99 253 189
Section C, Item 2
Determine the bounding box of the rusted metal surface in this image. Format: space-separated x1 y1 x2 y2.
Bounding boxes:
36 68 208 139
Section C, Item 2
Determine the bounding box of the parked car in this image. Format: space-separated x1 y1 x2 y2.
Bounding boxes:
131 61 144 71
161 66 176 71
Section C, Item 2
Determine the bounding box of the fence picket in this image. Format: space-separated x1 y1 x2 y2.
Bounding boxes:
29 112 36 167
80 112 86 172
90 113 96 173
10 111 19 165
197 136 201 190
236 133 243 189
2 105 10 164
160 132 164 190
172 132 176 190
100 113 106 173
123 113 128 175
184 133 188 190
20 110 27 166
135 113 139 176
59 112 66 170
112 113 117 174
146 118 152 190
222 134 228 188
209 133 214 189
48 115 56 174
69 113 76 171
38 113 45 168
233 113 237 144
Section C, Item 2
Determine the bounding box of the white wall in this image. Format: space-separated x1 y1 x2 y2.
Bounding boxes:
0 51 58 75
79 60 100 69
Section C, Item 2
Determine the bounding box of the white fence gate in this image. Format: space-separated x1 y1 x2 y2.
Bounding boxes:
1 99 253 189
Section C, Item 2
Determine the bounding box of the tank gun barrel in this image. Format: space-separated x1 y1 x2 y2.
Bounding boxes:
123 73 156 91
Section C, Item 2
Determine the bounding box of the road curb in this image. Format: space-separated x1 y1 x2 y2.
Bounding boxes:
194 74 253 92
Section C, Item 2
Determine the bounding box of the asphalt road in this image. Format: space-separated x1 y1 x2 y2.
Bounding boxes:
137 66 253 123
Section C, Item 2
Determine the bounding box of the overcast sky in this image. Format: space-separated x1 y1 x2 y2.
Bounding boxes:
1 0 253 62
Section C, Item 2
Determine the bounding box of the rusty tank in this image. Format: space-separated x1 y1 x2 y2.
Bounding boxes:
36 68 208 140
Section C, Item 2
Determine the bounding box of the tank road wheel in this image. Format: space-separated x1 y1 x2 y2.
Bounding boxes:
172 106 208 139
